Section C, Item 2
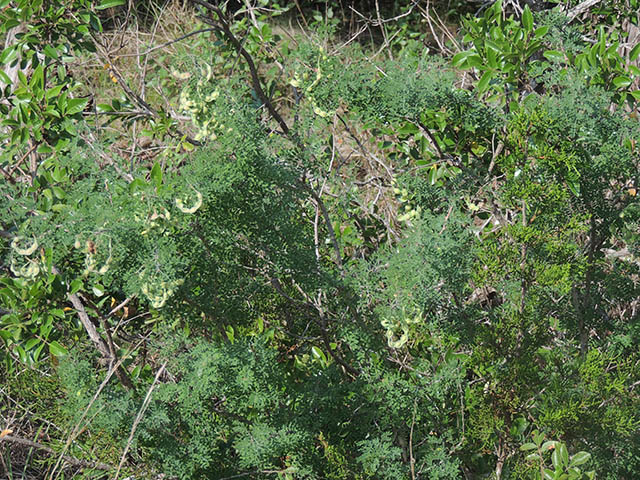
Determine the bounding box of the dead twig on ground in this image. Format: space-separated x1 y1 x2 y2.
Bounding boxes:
0 435 112 471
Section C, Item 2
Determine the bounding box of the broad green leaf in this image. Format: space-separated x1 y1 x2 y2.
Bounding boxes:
129 177 147 193
630 43 640 61
261 23 272 40
525 40 543 58
36 144 51 154
428 165 437 185
465 54 485 69
520 442 537 451
452 51 471 67
33 342 45 363
311 345 326 362
0 45 17 65
568 179 580 196
534 25 549 38
0 70 11 85
15 345 27 363
543 50 565 62
57 95 67 114
558 443 569 467
552 447 562 469
96 0 125 9
49 340 68 357
225 325 235 342
66 97 88 115
150 162 162 188
70 278 83 295
96 103 114 112
50 167 65 182
613 76 632 88
487 47 498 69
541 441 556 451
484 39 503 53
51 186 66 199
522 5 533 31
452 50 482 69
569 451 591 467
397 122 419 135
45 85 64 100
43 44 59 60
477 70 494 93
44 106 61 119
17 70 28 87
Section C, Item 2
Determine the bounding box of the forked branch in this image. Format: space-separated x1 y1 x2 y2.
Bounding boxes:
189 0 290 134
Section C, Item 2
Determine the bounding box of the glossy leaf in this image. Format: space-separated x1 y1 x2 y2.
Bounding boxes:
48 340 68 357
569 451 591 467
543 50 565 62
96 0 125 9
477 70 494 93
613 76 632 88
522 6 533 31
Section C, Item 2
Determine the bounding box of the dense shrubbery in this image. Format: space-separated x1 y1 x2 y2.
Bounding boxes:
1 1 639 479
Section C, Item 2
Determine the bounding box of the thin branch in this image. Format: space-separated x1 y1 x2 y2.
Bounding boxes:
567 0 603 21
0 435 112 471
8 142 39 177
219 468 295 480
118 28 217 57
269 277 359 378
90 34 201 147
113 363 167 480
349 1 419 26
0 165 16 184
52 266 133 389
301 181 343 269
409 399 417 480
190 0 290 134
336 114 393 178
49 335 148 480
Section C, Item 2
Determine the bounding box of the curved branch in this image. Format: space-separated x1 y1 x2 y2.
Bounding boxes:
189 0 290 134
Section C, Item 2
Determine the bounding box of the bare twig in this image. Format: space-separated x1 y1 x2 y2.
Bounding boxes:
53 265 133 390
113 363 167 480
336 114 393 178
0 435 112 471
218 468 295 480
117 28 217 57
89 34 201 147
567 0 603 21
0 165 16 184
301 181 343 269
190 0 290 134
49 335 148 480
349 1 419 26
409 399 417 480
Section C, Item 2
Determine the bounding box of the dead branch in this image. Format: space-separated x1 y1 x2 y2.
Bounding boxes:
1 435 112 471
567 0 603 21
